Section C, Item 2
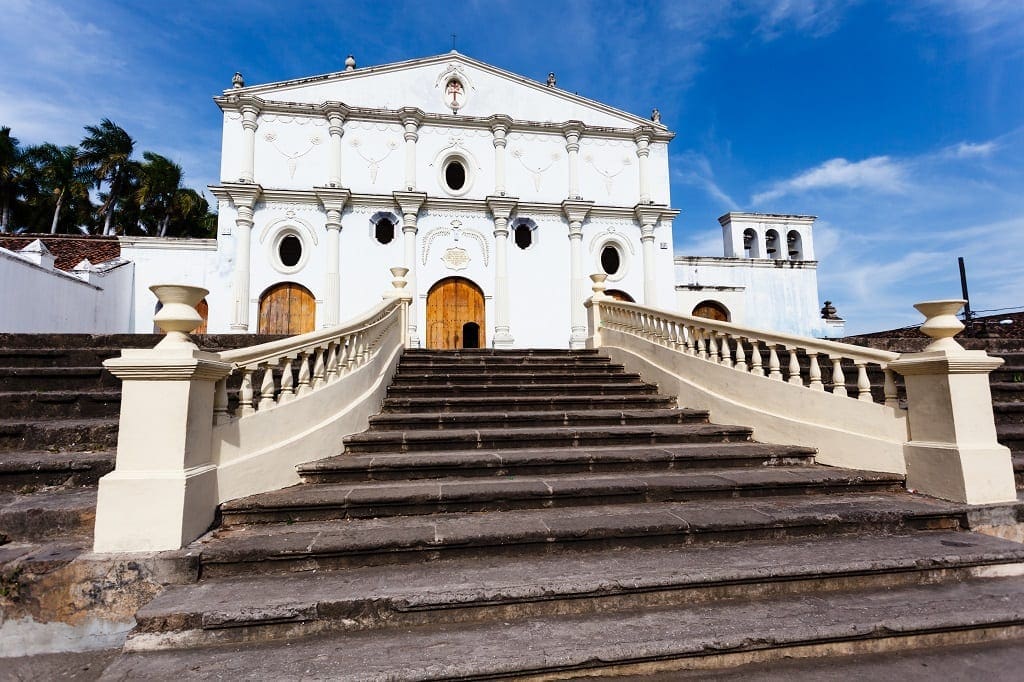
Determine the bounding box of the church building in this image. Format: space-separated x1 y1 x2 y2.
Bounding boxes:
1 52 839 341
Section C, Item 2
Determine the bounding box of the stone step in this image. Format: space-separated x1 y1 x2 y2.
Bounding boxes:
298 442 818 484
195 493 965 577
104 576 1024 679
219 466 905 525
0 486 96 542
343 422 753 454
366 407 708 432
385 381 660 398
389 371 642 385
991 382 1024 401
0 347 123 368
998 424 1024 454
0 366 119 392
991 366 1024 382
397 356 615 368
0 389 122 420
0 450 115 490
381 393 677 413
403 348 600 357
0 418 119 452
128 530 1024 651
995 402 1024 426
1013 454 1024 489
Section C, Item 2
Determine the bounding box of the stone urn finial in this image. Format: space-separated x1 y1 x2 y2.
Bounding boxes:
151 285 209 349
590 273 608 300
914 299 966 352
651 108 661 123
232 72 244 89
384 266 412 301
345 55 356 71
546 72 557 88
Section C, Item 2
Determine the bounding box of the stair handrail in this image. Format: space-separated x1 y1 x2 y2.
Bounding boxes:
597 298 902 406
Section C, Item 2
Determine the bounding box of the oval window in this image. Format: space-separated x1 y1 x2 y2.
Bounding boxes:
601 245 621 275
375 218 395 245
514 224 532 249
445 159 466 191
279 235 302 267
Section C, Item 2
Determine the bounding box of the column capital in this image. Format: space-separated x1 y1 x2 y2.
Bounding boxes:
320 101 351 121
634 202 669 226
561 198 594 226
489 114 513 142
219 182 263 209
561 121 583 150
393 190 427 218
314 186 351 213
632 127 653 147
399 107 424 140
486 195 519 221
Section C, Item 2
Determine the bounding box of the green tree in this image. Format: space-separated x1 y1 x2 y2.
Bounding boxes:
136 151 183 237
25 143 93 233
78 119 136 235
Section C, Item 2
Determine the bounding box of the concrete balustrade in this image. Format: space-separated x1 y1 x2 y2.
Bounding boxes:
94 270 411 553
587 283 1016 504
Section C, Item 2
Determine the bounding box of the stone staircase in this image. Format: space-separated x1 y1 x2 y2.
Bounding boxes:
101 348 1024 678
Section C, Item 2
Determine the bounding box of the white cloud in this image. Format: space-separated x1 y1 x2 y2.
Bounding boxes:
672 152 740 210
751 0 847 40
945 141 998 158
752 156 907 204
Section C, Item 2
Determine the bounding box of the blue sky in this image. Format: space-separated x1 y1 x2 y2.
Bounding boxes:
2 0 1022 333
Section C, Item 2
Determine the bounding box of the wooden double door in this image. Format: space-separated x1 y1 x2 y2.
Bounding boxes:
426 277 485 350
259 282 316 335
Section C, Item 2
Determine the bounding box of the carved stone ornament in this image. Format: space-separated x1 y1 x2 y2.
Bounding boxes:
350 137 399 184
441 246 471 270
263 131 322 179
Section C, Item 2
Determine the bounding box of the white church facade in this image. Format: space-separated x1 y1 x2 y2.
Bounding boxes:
0 52 841 342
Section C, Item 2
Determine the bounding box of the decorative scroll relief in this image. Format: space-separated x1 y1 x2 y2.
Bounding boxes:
584 154 632 194
350 137 399 184
260 115 327 127
263 132 322 179
422 219 490 267
511 147 561 192
257 201 321 215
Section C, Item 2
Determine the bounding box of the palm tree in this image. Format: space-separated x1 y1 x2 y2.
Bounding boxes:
136 151 183 236
78 119 135 235
0 126 22 231
26 143 92 233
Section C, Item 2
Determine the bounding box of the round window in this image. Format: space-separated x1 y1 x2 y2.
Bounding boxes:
445 160 466 191
279 235 302 267
601 245 621 275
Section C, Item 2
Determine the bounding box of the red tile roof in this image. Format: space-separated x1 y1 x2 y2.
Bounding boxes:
0 233 121 271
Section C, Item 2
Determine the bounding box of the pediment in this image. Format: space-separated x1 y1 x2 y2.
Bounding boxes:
222 53 657 131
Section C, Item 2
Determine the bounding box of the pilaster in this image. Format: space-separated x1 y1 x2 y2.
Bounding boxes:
321 102 350 188
238 98 261 184
633 128 653 204
562 122 584 200
490 115 512 196
487 195 519 348
562 199 595 349
222 182 263 331
315 187 351 327
635 202 668 307
399 108 423 192
394 190 428 347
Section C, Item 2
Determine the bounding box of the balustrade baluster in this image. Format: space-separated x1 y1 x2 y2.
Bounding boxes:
831 357 847 397
768 344 782 380
787 347 802 385
259 362 275 409
855 362 872 401
278 357 295 403
883 366 899 408
325 342 339 382
707 331 719 362
749 340 764 376
734 336 747 372
808 352 823 390
311 347 326 389
682 325 693 355
296 351 312 396
719 334 733 367
239 368 256 415
213 378 229 423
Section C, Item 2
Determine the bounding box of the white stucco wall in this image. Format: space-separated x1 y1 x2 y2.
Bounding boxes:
0 249 134 333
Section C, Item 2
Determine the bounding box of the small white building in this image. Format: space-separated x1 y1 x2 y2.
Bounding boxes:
0 52 841 342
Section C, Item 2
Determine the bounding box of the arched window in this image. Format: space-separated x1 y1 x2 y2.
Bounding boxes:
765 229 781 259
787 230 803 259
375 218 395 245
514 224 532 249
692 300 730 322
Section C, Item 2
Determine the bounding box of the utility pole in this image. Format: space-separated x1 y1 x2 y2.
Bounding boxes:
958 256 973 329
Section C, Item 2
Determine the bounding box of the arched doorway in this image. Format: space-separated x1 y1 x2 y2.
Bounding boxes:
692 300 730 322
426 277 485 349
259 282 316 335
605 289 635 302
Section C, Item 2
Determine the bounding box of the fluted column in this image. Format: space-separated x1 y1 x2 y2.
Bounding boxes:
563 123 582 199
239 102 260 183
394 190 427 347
562 199 594 349
315 187 351 327
487 196 518 348
634 129 651 204
224 183 262 331
491 116 511 195
400 108 422 191
323 103 349 187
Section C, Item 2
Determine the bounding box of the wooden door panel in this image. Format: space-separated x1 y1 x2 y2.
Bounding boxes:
259 283 315 335
426 277 485 349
